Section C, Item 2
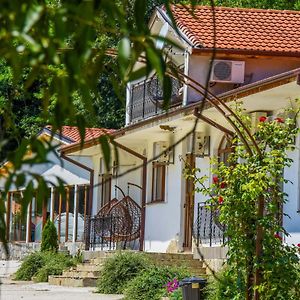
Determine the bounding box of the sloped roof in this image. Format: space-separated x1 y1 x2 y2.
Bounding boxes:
44 125 115 144
169 5 300 54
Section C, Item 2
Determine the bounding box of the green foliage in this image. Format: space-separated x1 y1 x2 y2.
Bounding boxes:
40 220 58 252
123 265 190 300
14 252 44 281
15 251 77 282
188 103 300 299
34 251 77 282
97 251 150 294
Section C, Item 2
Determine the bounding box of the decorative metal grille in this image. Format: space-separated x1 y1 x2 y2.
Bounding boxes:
129 74 183 123
194 202 226 247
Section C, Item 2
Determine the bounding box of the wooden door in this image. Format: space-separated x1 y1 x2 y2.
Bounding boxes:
183 154 195 250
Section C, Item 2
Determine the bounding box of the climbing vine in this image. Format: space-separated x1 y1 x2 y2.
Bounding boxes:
186 103 300 299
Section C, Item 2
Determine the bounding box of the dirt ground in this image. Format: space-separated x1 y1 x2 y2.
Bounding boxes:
0 278 124 300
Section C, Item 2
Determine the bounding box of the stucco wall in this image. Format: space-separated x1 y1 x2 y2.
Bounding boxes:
144 133 186 253
187 55 300 103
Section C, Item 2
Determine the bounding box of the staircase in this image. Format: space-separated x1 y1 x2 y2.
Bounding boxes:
145 253 206 276
48 251 206 287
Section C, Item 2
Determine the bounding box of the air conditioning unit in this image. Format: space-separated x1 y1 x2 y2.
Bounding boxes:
187 133 210 157
153 141 174 163
210 60 245 83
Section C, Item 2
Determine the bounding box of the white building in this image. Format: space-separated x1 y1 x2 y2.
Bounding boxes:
3 5 300 258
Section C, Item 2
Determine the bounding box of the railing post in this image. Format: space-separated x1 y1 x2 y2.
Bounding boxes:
85 215 91 250
209 203 213 247
155 77 159 114
197 203 200 247
130 86 134 123
142 80 146 118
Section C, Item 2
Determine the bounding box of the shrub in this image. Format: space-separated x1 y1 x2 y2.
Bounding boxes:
123 265 190 300
205 269 237 300
15 251 76 282
34 251 76 282
40 220 58 252
97 251 150 294
14 252 44 281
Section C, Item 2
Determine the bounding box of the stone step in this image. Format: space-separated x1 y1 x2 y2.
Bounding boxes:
76 263 102 272
83 250 116 261
145 253 194 260
153 259 203 268
62 270 100 278
48 275 98 287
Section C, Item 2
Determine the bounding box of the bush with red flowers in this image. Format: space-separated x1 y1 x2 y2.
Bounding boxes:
187 103 300 299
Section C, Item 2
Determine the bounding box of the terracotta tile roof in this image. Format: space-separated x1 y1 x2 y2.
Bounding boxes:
169 5 300 54
45 125 115 143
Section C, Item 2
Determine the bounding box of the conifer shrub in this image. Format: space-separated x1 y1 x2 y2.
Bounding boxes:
40 219 58 252
97 251 150 294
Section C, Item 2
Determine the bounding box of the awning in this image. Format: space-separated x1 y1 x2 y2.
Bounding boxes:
41 164 89 186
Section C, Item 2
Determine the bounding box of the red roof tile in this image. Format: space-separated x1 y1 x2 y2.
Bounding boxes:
169 5 300 54
45 125 115 143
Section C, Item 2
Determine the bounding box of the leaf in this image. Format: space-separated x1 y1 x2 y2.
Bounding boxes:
134 0 146 32
145 47 165 81
118 37 131 78
99 135 111 172
129 66 148 82
23 5 44 34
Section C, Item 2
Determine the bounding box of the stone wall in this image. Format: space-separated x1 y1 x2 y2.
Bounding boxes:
0 242 40 260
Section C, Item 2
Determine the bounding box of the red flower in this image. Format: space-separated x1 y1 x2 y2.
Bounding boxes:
297 243 300 247
274 233 282 241
275 117 284 123
218 196 223 204
259 116 267 122
213 176 219 184
220 182 226 189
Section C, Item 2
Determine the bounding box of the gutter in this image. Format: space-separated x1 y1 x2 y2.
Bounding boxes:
192 47 300 58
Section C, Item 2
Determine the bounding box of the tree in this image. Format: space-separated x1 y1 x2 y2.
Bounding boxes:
41 220 58 252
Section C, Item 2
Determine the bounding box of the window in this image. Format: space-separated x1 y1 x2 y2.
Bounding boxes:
151 162 166 202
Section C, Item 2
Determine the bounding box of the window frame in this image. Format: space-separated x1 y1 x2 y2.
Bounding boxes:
151 162 166 203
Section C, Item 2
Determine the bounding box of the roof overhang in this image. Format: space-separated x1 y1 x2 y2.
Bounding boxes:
62 67 300 155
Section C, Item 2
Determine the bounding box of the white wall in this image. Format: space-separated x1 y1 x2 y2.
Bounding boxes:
144 132 186 253
283 134 300 244
187 55 300 103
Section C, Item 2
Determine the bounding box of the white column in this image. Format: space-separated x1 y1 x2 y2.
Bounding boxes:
72 185 78 243
50 187 54 221
26 201 31 243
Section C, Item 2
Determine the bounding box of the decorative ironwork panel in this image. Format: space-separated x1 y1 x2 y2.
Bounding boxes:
194 202 226 247
129 75 183 123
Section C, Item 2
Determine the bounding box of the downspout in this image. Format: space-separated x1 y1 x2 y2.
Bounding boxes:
112 141 147 252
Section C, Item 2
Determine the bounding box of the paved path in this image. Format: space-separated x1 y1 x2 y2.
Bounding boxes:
0 279 124 300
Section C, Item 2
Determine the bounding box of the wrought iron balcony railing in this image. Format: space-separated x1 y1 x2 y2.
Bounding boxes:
128 75 183 124
194 202 226 247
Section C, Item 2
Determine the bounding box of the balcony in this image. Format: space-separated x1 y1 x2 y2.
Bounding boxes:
128 75 184 124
